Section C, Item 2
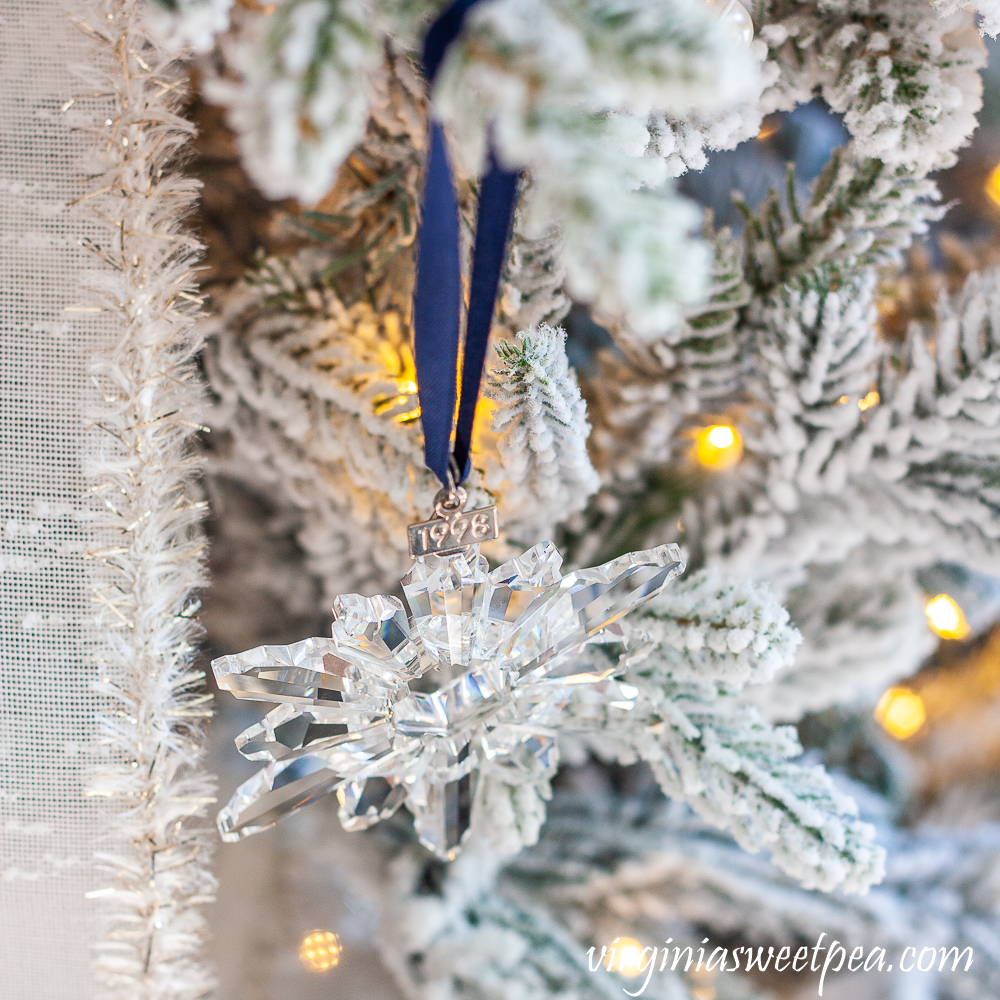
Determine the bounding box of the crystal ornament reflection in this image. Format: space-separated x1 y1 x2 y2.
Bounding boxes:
212 541 684 858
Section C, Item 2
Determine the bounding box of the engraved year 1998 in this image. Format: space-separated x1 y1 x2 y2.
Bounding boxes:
408 506 499 556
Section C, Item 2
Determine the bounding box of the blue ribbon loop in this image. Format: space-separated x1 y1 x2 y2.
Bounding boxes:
413 0 519 487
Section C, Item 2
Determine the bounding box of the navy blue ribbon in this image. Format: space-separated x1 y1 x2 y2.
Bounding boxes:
413 0 519 487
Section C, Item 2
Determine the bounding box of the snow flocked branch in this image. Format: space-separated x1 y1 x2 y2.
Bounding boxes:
378 842 656 1000
581 0 988 476
507 785 1000 1000
938 0 1000 37
200 54 586 600
201 49 591 598
203 249 464 601
554 570 885 894
757 0 984 176
673 260 1000 717
482 324 602 546
204 263 583 600
573 1 992 721
583 224 750 487
152 0 763 335
433 0 760 334
301 810 697 1000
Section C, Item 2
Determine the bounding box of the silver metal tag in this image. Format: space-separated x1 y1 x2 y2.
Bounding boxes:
408 487 499 557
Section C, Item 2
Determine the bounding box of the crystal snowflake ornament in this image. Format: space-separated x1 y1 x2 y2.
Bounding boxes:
212 539 684 859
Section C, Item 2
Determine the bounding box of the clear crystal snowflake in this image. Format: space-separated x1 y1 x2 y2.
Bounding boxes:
212 540 684 859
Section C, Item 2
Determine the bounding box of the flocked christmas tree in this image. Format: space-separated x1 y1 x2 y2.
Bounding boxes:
119 0 1000 997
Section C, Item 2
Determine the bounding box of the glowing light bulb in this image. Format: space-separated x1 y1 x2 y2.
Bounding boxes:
691 969 718 1000
986 162 1000 209
695 423 743 470
858 390 880 411
299 930 342 973
606 937 647 978
757 114 781 141
875 687 926 740
391 373 420 423
705 0 754 46
708 425 734 448
925 593 970 640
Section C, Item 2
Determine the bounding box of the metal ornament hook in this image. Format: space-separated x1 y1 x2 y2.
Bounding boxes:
432 485 468 520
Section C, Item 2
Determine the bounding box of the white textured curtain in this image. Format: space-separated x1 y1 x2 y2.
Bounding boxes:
0 0 116 996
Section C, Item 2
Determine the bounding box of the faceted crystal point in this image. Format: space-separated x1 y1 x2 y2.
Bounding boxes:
212 539 687 857
393 659 508 738
211 636 401 715
412 771 476 860
491 540 564 591
235 703 353 761
481 727 558 781
218 755 344 841
401 546 489 671
475 540 565 657
212 637 344 698
336 776 406 832
500 543 686 677
332 593 420 676
219 722 396 840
